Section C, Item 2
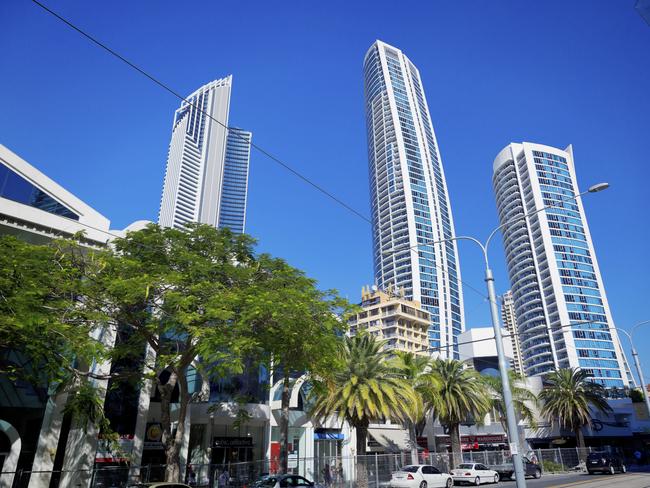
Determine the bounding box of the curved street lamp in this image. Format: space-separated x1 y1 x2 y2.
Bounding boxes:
616 320 650 416
382 183 610 488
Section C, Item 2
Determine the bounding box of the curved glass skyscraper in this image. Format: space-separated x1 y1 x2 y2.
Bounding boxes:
363 40 464 356
493 142 629 387
159 76 251 233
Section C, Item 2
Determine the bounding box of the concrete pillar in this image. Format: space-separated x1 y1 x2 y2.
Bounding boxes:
129 342 157 484
178 406 192 479
59 324 116 488
0 420 21 488
28 393 69 488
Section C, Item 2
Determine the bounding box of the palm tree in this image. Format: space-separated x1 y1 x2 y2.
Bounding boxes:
389 351 434 463
483 371 538 435
539 368 611 451
425 359 491 468
309 333 418 488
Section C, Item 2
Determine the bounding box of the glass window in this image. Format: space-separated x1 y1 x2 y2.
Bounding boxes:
0 162 79 220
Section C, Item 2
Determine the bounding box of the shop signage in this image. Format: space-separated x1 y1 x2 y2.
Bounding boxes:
438 434 506 445
95 434 134 463
213 436 253 448
144 422 164 450
314 432 344 440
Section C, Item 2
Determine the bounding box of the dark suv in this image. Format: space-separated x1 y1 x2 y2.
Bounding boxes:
586 452 626 475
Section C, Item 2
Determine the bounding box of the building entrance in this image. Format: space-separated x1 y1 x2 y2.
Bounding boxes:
211 437 254 465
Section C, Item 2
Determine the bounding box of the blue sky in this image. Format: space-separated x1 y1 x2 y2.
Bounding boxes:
2 1 649 371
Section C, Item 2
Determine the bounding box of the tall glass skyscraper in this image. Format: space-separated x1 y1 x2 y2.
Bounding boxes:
493 142 629 387
363 40 465 356
159 76 251 233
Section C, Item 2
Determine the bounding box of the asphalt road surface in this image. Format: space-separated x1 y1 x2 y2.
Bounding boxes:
478 471 650 488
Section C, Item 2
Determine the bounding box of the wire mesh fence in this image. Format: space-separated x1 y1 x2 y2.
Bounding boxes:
1 447 609 488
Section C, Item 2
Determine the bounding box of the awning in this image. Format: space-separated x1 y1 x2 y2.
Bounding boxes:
367 428 410 452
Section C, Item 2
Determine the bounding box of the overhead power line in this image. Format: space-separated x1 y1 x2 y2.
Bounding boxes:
28 0 492 304
28 0 371 225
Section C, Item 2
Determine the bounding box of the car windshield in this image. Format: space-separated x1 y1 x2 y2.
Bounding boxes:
401 466 420 473
457 464 474 469
588 453 604 459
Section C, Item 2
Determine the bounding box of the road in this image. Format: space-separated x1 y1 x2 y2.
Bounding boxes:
485 472 650 488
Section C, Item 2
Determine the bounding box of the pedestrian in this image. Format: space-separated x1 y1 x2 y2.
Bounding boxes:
323 464 332 487
218 469 230 488
337 463 344 486
188 468 197 487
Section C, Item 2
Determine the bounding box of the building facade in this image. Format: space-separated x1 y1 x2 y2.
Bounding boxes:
363 40 464 357
492 142 629 388
0 144 150 488
158 76 251 233
501 290 525 376
348 286 430 356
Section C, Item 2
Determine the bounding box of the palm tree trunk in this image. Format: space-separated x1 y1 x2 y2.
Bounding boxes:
408 421 419 464
356 423 369 488
279 374 291 474
575 426 587 459
449 423 462 470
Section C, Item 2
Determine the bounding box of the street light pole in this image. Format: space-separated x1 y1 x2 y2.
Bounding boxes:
617 321 650 416
484 266 527 487
382 182 610 488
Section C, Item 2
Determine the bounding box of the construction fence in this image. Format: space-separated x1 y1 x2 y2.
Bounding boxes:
2 448 608 488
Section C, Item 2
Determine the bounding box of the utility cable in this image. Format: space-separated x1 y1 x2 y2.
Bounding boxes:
28 0 492 304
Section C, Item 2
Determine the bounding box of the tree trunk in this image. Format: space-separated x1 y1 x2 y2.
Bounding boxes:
159 368 190 483
408 421 419 464
449 423 461 469
279 374 291 474
356 423 369 488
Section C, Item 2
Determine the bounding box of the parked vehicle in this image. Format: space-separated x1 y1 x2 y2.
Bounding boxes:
390 465 453 488
450 463 499 486
490 456 542 480
586 452 627 475
252 474 317 488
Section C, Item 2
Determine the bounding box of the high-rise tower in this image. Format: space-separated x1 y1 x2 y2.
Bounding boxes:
158 76 251 232
363 40 464 356
493 142 629 387
501 290 525 376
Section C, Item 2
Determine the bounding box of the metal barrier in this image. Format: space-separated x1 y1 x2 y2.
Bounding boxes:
1 447 609 487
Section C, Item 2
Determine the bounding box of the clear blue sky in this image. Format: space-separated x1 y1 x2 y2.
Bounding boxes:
2 1 649 371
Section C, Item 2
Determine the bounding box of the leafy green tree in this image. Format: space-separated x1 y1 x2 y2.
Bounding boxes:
309 333 418 488
237 255 353 473
483 371 538 435
389 351 432 463
3 224 329 482
425 359 491 467
0 235 106 386
539 368 611 451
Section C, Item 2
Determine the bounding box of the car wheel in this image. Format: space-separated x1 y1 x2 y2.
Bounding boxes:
493 474 499 484
609 466 615 475
474 477 480 486
446 478 453 488
533 469 541 479
420 481 427 488
587 470 594 475
621 465 627 473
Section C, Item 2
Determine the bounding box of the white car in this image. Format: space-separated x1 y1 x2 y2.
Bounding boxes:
450 463 499 485
390 464 453 488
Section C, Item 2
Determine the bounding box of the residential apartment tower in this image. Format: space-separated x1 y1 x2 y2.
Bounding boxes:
363 40 464 356
492 142 628 387
158 76 251 232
